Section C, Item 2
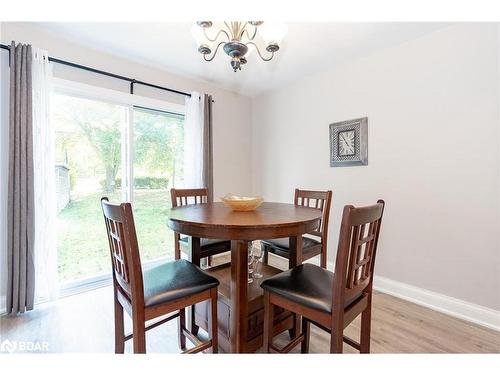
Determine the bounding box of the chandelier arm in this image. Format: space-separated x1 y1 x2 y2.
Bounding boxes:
203 42 226 62
240 25 257 42
203 27 230 43
250 25 258 40
246 42 275 61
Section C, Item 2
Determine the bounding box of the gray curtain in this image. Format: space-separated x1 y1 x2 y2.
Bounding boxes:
7 41 35 314
202 94 214 202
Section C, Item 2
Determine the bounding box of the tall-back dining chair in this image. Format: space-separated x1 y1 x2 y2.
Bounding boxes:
261 200 385 354
101 197 219 354
170 188 231 335
262 189 332 268
171 188 231 263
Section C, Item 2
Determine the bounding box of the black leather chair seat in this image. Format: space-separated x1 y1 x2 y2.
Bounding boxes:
143 259 219 308
261 263 361 313
261 236 321 254
179 236 230 247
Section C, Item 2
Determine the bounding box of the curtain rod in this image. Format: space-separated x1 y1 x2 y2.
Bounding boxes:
0 43 191 98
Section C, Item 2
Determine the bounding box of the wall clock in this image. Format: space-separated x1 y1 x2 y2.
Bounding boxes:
329 117 368 167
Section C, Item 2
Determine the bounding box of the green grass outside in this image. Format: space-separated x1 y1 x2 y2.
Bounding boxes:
57 189 175 282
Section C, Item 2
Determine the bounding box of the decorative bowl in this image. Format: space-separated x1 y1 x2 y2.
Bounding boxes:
221 194 264 212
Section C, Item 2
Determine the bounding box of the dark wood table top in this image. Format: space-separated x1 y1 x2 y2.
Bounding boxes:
167 202 322 240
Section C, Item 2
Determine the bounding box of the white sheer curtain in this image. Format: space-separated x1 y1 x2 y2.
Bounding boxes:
32 48 58 303
184 91 203 188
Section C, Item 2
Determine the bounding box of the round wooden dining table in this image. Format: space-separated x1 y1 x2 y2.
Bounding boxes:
167 202 322 353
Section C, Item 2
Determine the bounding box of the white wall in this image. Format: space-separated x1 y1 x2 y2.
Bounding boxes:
252 23 500 311
0 22 253 313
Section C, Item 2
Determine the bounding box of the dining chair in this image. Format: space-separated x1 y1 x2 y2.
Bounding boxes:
170 188 230 335
101 197 219 354
262 189 333 268
171 188 231 266
261 200 385 354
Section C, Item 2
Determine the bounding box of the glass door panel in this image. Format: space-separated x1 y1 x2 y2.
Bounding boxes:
53 93 127 282
132 107 184 262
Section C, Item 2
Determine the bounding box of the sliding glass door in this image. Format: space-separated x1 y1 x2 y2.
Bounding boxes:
52 88 184 287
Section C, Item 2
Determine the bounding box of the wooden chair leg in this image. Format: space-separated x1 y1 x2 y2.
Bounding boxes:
289 312 301 340
190 310 200 335
263 291 274 353
174 233 181 260
330 315 344 354
207 256 212 267
188 237 201 336
360 304 372 353
288 322 297 340
262 244 269 265
330 328 344 354
114 296 125 354
330 331 343 354
320 247 327 269
301 317 310 353
178 308 186 350
209 288 218 353
132 312 147 354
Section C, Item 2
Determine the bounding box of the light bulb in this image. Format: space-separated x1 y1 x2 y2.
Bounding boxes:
259 22 287 47
191 23 207 47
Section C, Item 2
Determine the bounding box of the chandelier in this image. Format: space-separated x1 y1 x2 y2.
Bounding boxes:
192 21 287 72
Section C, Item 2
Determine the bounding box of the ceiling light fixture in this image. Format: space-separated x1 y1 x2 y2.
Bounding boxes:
192 21 287 72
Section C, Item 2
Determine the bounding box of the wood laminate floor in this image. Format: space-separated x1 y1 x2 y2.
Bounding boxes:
1 285 499 353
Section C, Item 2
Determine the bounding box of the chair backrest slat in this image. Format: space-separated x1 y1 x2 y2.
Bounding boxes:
171 188 210 208
333 200 385 307
294 189 333 240
101 197 144 305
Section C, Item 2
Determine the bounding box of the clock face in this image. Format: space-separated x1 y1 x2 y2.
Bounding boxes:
338 130 356 156
329 117 367 167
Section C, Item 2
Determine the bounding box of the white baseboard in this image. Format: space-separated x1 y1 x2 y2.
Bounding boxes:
323 259 500 332
373 275 500 332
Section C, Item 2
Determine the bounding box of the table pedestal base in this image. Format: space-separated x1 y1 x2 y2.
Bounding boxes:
193 263 294 353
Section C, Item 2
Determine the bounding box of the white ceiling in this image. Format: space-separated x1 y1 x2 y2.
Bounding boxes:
38 22 450 97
